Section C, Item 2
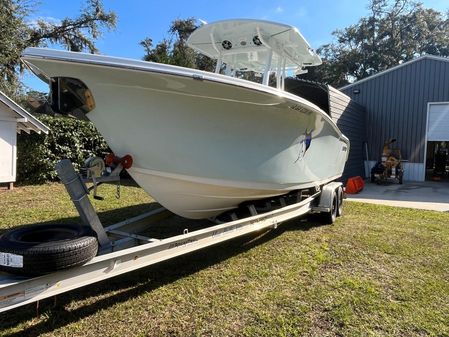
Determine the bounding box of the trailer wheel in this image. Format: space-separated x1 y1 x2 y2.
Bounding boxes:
321 190 338 224
336 186 344 217
0 224 98 276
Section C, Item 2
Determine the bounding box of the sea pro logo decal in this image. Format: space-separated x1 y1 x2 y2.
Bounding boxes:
294 131 312 163
289 104 312 115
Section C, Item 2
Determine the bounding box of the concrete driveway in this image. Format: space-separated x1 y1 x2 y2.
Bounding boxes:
346 180 449 212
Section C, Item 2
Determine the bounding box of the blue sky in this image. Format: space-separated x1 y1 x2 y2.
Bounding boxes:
23 0 448 91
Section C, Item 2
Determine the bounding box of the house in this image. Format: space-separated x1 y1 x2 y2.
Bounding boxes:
0 91 49 189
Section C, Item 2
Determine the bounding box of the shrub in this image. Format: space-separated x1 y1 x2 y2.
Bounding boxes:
17 115 110 184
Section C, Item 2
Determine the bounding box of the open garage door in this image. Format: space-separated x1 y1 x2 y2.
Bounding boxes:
428 103 449 141
426 103 449 181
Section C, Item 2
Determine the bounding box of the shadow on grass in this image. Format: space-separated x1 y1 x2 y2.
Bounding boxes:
0 205 328 337
0 202 160 236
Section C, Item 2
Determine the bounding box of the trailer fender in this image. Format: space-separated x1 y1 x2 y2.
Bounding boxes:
311 182 343 224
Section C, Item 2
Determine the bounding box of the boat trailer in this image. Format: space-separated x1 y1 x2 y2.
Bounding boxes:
0 159 343 313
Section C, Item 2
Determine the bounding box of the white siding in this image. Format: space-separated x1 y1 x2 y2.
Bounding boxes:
427 103 449 141
0 121 16 183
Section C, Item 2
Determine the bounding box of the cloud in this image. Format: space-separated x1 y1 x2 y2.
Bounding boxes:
275 6 284 13
295 6 307 18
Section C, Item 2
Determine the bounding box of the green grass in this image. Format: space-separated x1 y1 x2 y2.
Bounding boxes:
1 183 449 336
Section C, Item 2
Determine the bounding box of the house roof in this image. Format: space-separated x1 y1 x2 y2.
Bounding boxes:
340 55 449 90
0 91 49 134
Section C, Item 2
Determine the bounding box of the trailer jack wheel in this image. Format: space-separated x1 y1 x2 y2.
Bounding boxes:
0 224 98 276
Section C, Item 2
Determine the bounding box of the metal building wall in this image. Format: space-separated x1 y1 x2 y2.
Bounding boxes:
328 86 367 182
341 57 449 176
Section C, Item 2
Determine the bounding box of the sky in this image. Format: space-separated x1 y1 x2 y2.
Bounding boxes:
22 0 449 91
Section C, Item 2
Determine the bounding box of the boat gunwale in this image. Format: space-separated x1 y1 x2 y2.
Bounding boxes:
21 48 349 144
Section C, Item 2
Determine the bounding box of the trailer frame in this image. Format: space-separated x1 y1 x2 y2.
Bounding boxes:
0 160 343 313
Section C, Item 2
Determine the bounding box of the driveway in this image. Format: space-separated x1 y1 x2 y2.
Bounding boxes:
346 180 449 212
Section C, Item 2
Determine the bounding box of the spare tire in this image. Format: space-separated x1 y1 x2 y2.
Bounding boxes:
0 224 98 276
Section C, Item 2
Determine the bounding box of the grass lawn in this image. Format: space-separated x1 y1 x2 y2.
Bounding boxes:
1 183 449 337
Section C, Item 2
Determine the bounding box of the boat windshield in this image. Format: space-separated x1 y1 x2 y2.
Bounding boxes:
187 19 321 89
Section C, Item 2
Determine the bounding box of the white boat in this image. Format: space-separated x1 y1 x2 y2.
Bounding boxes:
21 19 349 219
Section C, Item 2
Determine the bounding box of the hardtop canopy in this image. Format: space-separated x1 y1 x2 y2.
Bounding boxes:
186 19 321 74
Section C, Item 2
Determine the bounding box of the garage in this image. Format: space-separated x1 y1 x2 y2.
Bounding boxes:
426 102 449 180
341 55 449 182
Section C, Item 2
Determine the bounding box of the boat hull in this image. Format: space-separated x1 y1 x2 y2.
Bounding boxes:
22 50 349 218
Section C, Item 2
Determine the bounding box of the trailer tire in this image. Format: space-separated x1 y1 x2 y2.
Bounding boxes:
336 186 344 217
321 190 338 224
0 224 98 276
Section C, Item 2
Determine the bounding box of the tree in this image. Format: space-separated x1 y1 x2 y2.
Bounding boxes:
169 18 197 68
0 0 116 97
301 0 449 87
0 0 29 96
140 38 172 64
140 18 215 71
